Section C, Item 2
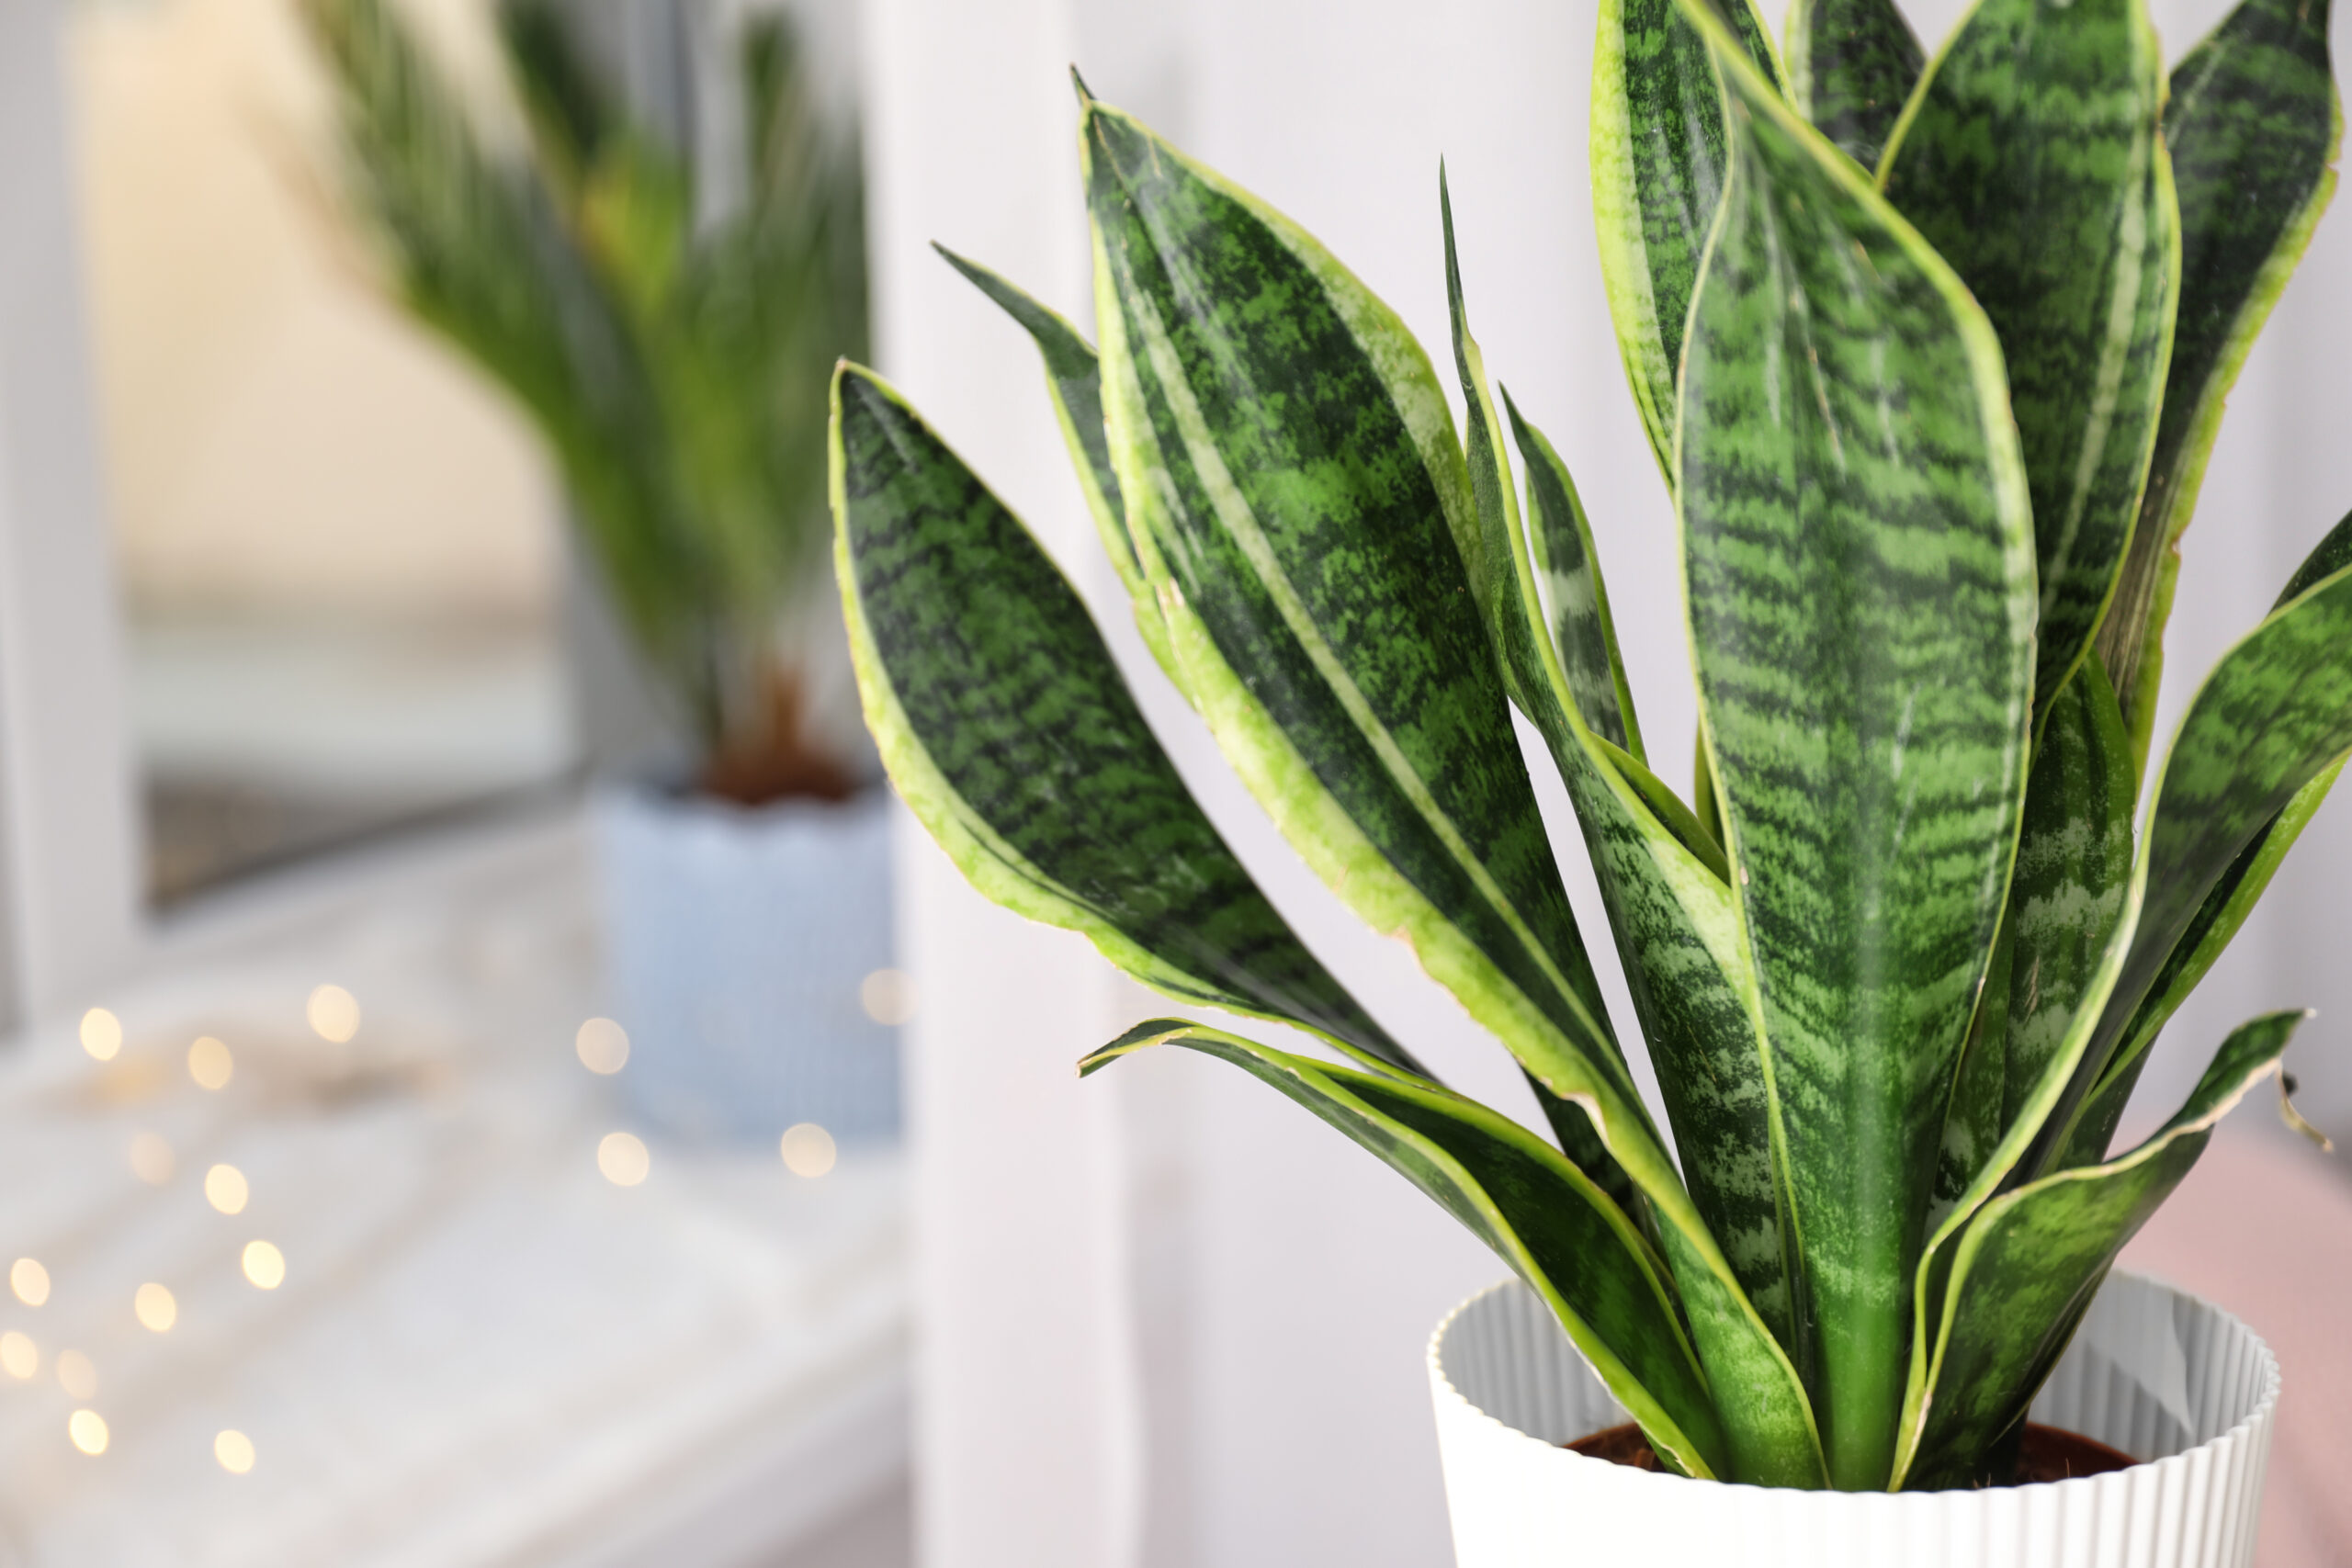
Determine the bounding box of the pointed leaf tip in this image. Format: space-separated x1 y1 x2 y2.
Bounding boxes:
1069 64 1095 103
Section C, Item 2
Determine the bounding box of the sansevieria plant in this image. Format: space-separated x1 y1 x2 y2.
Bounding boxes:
830 0 2346 1493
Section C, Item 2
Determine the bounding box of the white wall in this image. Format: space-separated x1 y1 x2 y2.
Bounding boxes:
869 0 2352 1562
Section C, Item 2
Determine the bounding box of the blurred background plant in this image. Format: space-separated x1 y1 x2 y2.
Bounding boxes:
300 0 869 805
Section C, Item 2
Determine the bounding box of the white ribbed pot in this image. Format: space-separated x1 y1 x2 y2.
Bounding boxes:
1430 1271 2278 1568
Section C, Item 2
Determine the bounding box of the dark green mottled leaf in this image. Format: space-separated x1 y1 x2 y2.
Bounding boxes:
1895 807 2146 1489
2064 513 2352 1156
1437 179 1645 1217
1443 201 1823 1483
1931 908 2010 1233
1593 0 1783 478
1786 0 1923 168
2094 0 2340 772
2041 514 2352 1166
1507 391 1644 761
830 363 1418 1076
1881 0 2177 716
1998 660 2137 1134
1894 1010 2307 1488
2065 761 2346 1175
1081 97 1673 1172
1079 115 1820 1468
1082 1019 1731 1478
1677 4 2036 1489
2045 523 2352 1166
930 244 1182 682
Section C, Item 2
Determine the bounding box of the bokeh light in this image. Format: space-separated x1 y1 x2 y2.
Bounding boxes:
80 1009 123 1062
130 1131 175 1185
596 1132 650 1187
67 1410 107 1456
134 1283 177 1333
0 1333 37 1380
574 1018 629 1075
188 1036 234 1090
205 1164 249 1215
306 985 360 1043
780 1122 838 1179
57 1350 96 1400
242 1241 286 1290
858 969 918 1026
215 1428 255 1474
11 1258 50 1307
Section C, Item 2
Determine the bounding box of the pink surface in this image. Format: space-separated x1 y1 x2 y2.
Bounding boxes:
2119 1134 2352 1568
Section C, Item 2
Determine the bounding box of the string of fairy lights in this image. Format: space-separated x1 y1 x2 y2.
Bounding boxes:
5 993 352 1473
7 964 916 1482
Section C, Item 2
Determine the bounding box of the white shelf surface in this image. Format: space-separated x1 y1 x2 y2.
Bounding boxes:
0 809 906 1567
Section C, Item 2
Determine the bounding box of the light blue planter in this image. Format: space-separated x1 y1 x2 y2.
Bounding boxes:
592 783 900 1145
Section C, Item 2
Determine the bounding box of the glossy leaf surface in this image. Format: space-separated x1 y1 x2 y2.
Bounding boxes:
1593 0 1781 478
831 364 1417 1075
1445 204 1820 1479
1509 392 1643 761
1881 0 2176 716
1786 0 1924 169
1997 661 2138 1134
931 245 1179 682
1678 6 2036 1488
1081 97 1672 1161
1896 1011 2307 1488
1437 175 1645 1212
2044 525 2352 1167
2094 0 2340 769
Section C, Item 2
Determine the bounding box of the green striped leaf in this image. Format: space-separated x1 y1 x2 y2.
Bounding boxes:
1080 96 1671 1171
1997 660 2138 1134
1881 0 2177 717
1786 0 1924 169
1894 807 2146 1489
1925 661 2133 1239
1931 908 2014 1229
2093 0 2341 773
930 245 1180 684
2046 521 2352 1166
830 363 1419 1077
2039 518 2352 1168
1593 0 1782 479
1443 198 1822 1482
1436 175 1644 1214
1676 2 2037 1489
1894 1010 2308 1489
1082 1019 1732 1478
1508 391 1645 761
1887 524 2351 1461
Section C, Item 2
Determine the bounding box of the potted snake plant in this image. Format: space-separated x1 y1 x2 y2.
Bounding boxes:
303 0 895 1145
833 0 2343 1552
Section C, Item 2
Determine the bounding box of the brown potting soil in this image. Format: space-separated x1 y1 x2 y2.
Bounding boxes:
1563 1423 1663 1470
1562 1423 2136 1485
2012 1423 2136 1483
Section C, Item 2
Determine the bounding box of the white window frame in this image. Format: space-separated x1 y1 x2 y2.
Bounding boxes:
0 0 142 1030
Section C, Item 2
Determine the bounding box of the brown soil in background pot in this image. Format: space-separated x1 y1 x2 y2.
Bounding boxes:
698 669 861 806
1562 1423 2136 1485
